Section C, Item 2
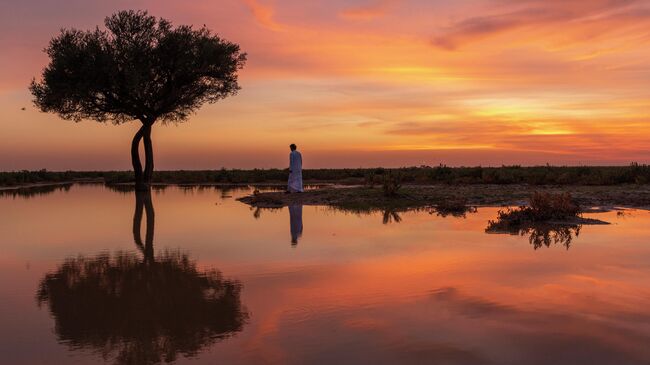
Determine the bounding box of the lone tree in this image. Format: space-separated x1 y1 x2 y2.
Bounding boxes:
30 10 246 189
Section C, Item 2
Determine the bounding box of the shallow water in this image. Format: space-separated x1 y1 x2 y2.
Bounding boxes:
2 184 650 365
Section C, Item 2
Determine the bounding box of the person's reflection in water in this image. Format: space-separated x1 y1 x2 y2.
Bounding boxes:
289 203 303 246
36 188 248 365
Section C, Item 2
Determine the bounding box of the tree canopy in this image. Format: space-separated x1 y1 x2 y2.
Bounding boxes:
30 10 247 125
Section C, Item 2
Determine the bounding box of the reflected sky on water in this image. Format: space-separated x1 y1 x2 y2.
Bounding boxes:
2 184 650 364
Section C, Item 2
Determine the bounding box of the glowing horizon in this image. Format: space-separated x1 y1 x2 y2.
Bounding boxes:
2 0 650 170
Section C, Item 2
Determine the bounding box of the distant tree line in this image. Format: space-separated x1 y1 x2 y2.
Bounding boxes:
4 164 650 187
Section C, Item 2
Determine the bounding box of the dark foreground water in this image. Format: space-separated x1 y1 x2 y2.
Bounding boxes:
1 184 650 365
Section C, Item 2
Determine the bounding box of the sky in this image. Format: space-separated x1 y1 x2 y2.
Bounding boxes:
1 0 650 170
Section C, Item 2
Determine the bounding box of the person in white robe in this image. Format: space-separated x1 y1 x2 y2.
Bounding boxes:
287 144 303 193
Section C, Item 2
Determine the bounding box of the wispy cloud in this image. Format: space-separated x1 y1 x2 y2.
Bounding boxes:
431 0 650 50
5 0 650 168
241 0 287 31
431 8 568 50
339 0 399 20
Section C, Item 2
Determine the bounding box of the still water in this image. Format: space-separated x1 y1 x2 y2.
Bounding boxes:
2 183 650 365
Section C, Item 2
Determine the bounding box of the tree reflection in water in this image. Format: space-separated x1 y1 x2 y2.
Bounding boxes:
431 206 477 219
523 225 581 249
486 220 581 250
36 189 248 364
0 183 72 199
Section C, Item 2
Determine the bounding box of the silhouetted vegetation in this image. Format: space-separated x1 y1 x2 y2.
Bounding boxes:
240 180 650 217
309 163 650 185
381 209 402 224
37 250 248 364
521 225 582 250
0 183 72 198
487 192 581 230
0 169 105 186
485 192 607 250
487 219 582 250
382 170 403 197
7 164 650 188
36 188 248 364
0 169 287 187
432 198 477 218
30 10 246 189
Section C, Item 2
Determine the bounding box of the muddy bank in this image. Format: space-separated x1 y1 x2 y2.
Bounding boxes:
237 184 650 212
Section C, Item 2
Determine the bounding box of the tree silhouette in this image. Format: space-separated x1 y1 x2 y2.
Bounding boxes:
36 190 249 364
30 10 246 189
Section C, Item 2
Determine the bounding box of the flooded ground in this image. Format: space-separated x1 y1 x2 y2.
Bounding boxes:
2 184 650 364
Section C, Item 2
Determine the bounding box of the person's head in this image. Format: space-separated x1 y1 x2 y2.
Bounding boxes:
290 144 297 151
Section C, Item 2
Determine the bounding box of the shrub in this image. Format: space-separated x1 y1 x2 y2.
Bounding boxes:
364 172 377 187
487 192 580 231
382 170 402 197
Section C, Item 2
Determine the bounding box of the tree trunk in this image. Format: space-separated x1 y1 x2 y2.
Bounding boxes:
143 124 154 185
131 125 145 190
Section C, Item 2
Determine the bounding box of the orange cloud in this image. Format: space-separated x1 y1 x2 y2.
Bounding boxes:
4 0 650 169
431 0 650 50
241 0 287 31
339 0 399 20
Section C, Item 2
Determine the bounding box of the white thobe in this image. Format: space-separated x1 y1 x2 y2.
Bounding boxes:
288 150 303 192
